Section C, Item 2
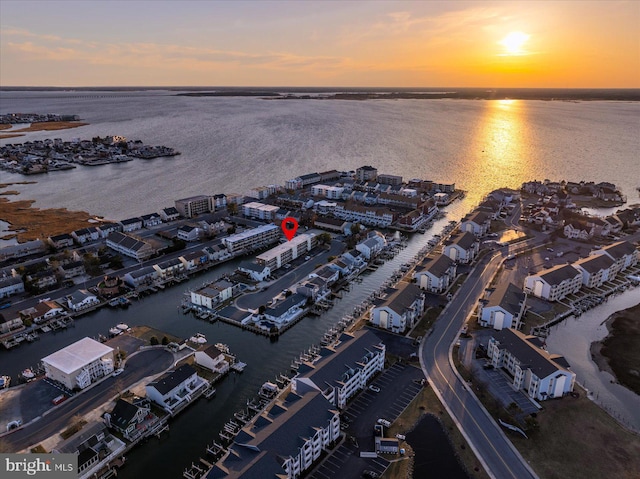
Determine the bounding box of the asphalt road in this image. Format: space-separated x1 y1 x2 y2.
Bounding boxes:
235 240 344 310
420 247 540 479
5 348 174 451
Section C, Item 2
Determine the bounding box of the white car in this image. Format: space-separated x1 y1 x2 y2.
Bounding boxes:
396 434 406 441
368 385 381 393
112 368 124 377
377 418 391 427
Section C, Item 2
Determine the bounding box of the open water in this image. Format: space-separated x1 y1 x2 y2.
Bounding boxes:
1 91 639 477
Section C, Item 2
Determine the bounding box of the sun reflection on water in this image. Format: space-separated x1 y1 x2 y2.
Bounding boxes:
467 99 535 204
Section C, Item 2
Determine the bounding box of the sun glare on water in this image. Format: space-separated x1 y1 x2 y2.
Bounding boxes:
499 31 530 55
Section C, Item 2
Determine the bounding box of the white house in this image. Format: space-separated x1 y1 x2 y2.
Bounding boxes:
145 364 206 413
194 344 229 374
67 289 100 312
524 264 582 302
177 225 200 242
123 266 158 288
371 283 425 334
478 282 526 330
191 279 235 309
263 293 307 326
72 227 100 245
460 210 491 236
573 254 615 288
238 261 271 282
141 213 163 227
413 254 457 293
105 398 152 440
42 337 115 390
19 299 64 324
292 329 385 410
120 217 143 233
153 258 185 280
444 232 479 264
488 328 576 401
355 232 387 259
160 207 180 222
590 241 638 277
0 275 25 299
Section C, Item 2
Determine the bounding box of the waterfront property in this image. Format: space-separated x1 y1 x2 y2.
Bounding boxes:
255 233 316 271
194 344 230 375
524 264 582 302
237 261 271 281
104 397 153 441
444 231 479 264
0 275 25 298
42 337 115 390
413 254 457 293
242 201 280 220
221 223 280 254
478 282 527 330
371 283 425 334
573 254 615 288
190 279 237 309
207 386 340 479
145 364 207 413
66 289 100 312
460 210 491 236
487 328 576 401
292 330 385 409
590 240 639 276
355 231 387 259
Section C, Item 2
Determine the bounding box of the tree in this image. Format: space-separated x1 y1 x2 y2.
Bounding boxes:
258 305 266 314
149 336 159 345
317 232 332 245
227 203 238 216
161 336 169 345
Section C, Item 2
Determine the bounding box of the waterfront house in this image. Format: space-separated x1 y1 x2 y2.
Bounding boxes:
105 398 151 440
460 211 491 236
179 250 208 270
175 195 214 218
207 387 340 479
27 269 58 291
0 315 24 335
72 227 100 245
563 220 594 240
48 233 74 249
488 328 576 401
296 277 329 300
524 264 582 301
263 293 307 326
106 232 154 261
67 289 100 312
141 213 163 227
19 299 64 324
413 254 457 293
119 217 143 233
292 329 385 410
97 222 122 239
371 283 425 334
123 266 158 288
309 265 340 285
194 344 229 374
145 364 206 413
590 240 639 276
314 216 350 234
177 224 200 242
237 261 271 282
444 232 479 264
342 249 367 270
0 239 45 261
191 279 235 309
376 437 400 454
355 232 387 259
604 216 624 234
160 206 181 222
203 244 230 262
42 337 114 389
573 254 615 288
334 202 397 228
53 422 125 479
328 258 352 276
478 282 526 330
153 258 185 280
0 275 24 298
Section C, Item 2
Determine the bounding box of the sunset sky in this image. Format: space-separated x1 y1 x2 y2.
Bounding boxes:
1 0 639 88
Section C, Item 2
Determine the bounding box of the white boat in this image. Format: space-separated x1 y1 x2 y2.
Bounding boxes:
189 333 207 344
116 323 129 331
0 375 10 389
109 327 122 336
21 368 35 381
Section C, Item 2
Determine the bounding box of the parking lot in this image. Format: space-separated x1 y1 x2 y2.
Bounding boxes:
309 362 425 479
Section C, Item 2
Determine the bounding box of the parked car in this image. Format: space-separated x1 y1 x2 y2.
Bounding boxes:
363 471 380 479
396 434 406 441
112 368 124 377
377 418 391 427
368 385 381 393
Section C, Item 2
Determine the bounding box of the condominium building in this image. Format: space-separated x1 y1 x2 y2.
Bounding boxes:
524 264 582 301
371 283 425 334
256 233 316 270
478 282 526 330
42 337 115 390
175 195 214 218
222 224 280 254
242 201 280 220
311 184 345 199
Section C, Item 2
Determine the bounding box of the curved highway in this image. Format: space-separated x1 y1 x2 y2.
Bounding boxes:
420 242 541 479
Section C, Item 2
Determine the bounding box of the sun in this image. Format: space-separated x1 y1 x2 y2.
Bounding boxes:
499 31 530 55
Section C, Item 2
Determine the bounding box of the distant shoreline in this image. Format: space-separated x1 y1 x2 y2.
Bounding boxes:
1 87 639 101
0 121 89 139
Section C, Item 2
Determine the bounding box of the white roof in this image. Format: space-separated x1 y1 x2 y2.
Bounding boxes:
42 337 114 374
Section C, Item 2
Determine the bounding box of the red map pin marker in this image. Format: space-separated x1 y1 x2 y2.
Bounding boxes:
281 217 299 241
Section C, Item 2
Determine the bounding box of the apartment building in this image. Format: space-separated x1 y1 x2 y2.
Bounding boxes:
222 224 280 254
256 233 316 270
175 195 214 218
524 264 582 301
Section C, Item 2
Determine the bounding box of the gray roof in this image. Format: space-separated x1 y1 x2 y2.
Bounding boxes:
491 329 570 379
464 210 490 225
299 330 384 391
574 254 615 273
148 364 197 395
120 217 142 225
449 231 476 250
486 282 525 315
538 264 581 285
110 398 141 430
416 254 454 277
128 266 157 279
382 283 423 315
300 172 320 180
602 241 637 260
239 261 268 273
265 293 306 318
162 207 179 215
107 231 150 252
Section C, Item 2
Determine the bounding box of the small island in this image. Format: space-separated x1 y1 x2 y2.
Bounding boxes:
0 113 89 139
